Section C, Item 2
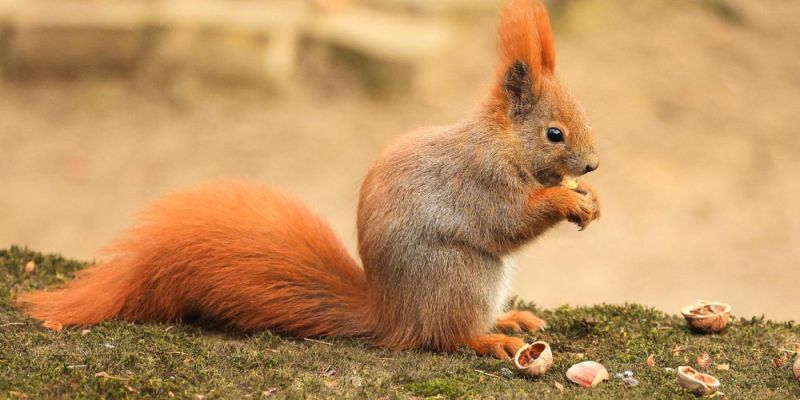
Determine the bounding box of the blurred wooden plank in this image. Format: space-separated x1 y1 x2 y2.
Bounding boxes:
0 0 454 84
367 0 496 14
263 28 299 82
155 1 308 83
5 0 309 32
308 8 450 62
155 1 308 33
0 0 450 63
13 1 153 30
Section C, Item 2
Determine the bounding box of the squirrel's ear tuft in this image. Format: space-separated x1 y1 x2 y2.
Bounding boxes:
532 1 556 74
496 0 556 83
486 0 557 124
504 60 535 121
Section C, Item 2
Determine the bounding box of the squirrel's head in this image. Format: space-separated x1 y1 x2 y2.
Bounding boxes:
487 0 598 186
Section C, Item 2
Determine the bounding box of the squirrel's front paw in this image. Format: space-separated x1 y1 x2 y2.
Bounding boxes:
565 183 600 230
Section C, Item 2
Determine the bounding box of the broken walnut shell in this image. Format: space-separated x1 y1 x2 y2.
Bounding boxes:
512 341 553 377
566 361 609 388
680 300 731 333
677 366 720 396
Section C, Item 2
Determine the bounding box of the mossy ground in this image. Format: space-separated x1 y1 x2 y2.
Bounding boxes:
1 246 798 399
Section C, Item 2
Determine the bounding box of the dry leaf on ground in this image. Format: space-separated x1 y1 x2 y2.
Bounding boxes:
646 354 656 367
772 355 787 368
697 352 713 369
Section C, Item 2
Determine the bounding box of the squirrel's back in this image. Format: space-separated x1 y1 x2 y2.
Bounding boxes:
18 182 371 338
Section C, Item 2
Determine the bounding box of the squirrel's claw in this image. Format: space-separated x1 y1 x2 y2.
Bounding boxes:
466 334 526 360
566 182 600 231
495 310 547 333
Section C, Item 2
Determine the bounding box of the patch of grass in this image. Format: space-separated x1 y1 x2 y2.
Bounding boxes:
405 376 470 398
2 246 799 399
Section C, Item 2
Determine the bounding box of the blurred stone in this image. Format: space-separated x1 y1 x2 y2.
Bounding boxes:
8 28 141 78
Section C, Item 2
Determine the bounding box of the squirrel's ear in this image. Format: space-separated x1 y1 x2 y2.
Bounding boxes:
487 0 555 125
503 60 535 121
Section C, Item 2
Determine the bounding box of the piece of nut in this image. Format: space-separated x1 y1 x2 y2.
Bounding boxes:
680 300 731 334
512 341 553 377
561 177 579 190
566 361 609 388
677 366 720 396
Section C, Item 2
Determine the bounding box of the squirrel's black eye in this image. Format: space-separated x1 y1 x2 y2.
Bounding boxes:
547 127 564 143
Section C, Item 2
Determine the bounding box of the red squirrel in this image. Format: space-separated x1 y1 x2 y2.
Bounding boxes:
18 0 600 360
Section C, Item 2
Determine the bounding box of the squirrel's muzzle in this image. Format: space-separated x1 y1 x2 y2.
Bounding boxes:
581 153 599 174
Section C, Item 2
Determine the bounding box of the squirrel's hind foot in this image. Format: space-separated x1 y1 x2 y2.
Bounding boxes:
494 310 547 333
466 334 526 360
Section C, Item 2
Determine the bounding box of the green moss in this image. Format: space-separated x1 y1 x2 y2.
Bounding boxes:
1 246 799 399
405 376 469 398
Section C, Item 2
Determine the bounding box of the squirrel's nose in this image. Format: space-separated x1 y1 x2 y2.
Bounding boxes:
583 154 599 173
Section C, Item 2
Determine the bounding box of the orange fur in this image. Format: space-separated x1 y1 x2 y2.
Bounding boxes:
488 0 557 124
18 182 371 338
466 334 526 360
497 0 555 80
495 310 546 333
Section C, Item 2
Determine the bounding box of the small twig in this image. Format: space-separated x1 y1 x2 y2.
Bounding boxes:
67 364 87 369
167 351 187 355
303 338 333 346
0 322 24 328
657 326 673 331
780 348 798 354
95 372 129 381
474 369 501 379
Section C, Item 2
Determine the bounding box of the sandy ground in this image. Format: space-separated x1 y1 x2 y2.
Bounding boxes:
2 0 799 319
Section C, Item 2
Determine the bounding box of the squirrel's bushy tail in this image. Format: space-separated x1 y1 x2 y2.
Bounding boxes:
18 182 371 338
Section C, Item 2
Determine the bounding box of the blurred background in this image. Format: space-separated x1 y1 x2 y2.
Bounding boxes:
1 0 798 319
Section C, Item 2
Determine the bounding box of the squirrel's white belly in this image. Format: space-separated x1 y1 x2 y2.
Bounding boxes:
491 256 517 320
